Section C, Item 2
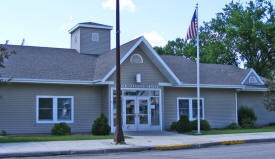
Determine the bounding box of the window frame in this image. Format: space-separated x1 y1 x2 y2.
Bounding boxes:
177 97 205 121
91 33 99 42
36 96 74 124
130 53 144 64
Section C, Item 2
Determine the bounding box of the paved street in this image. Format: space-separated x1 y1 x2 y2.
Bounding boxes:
8 142 275 159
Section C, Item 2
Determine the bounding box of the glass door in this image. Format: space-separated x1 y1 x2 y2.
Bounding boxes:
136 97 150 130
123 97 137 131
123 97 151 131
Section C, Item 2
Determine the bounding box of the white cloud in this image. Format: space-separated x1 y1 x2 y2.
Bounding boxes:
102 0 135 12
142 31 166 47
59 16 76 31
60 23 71 31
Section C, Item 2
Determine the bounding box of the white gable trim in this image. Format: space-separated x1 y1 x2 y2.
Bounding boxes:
102 38 143 82
142 38 181 85
102 37 182 85
241 69 265 85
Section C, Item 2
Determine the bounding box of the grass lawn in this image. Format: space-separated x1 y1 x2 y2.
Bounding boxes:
0 135 129 143
188 126 275 135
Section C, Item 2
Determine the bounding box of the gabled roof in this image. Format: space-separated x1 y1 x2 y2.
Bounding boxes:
241 69 265 85
97 36 182 84
94 37 142 80
0 37 266 89
161 55 251 85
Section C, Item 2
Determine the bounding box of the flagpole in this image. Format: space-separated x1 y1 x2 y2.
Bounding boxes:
196 3 201 134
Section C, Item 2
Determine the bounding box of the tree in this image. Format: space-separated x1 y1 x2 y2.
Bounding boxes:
0 46 15 68
264 71 275 111
155 0 275 78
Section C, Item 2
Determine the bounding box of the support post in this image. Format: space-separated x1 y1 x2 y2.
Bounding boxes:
196 3 201 134
114 0 125 144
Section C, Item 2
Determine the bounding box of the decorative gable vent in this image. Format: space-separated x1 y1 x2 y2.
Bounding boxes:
249 76 257 84
130 54 143 64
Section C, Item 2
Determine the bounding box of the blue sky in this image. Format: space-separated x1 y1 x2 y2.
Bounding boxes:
0 0 274 49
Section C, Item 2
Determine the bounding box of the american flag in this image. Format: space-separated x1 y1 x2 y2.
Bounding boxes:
184 10 198 43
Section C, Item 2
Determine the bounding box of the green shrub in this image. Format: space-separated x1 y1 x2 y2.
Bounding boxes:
241 118 256 128
170 121 178 131
92 113 111 135
176 115 192 133
238 106 257 128
191 120 211 131
51 123 71 136
268 122 275 126
227 123 239 129
1 130 7 136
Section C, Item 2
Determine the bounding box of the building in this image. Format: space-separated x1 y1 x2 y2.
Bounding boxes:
0 22 274 134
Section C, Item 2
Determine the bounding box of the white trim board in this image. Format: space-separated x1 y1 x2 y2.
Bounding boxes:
241 88 268 91
69 23 113 33
159 82 244 89
0 78 114 85
102 37 181 85
241 69 265 85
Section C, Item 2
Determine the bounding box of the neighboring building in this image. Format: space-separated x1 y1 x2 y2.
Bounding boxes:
0 22 274 134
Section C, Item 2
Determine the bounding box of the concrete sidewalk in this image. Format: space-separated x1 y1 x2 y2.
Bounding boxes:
1 131 275 158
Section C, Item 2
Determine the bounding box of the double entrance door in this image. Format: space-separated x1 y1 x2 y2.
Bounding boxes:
123 96 151 131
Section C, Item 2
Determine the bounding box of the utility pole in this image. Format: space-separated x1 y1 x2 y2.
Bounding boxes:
114 0 125 144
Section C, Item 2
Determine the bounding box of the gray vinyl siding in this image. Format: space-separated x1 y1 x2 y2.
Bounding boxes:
70 29 81 53
0 83 103 134
238 92 275 125
108 47 169 85
79 27 111 55
164 87 236 129
101 85 110 122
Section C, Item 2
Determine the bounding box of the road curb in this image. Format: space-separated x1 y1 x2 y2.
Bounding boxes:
1 138 275 158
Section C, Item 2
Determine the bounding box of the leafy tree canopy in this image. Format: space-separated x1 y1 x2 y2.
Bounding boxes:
0 46 15 68
154 0 275 79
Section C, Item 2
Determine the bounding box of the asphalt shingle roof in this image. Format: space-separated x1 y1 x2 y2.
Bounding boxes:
0 37 142 81
0 45 97 81
160 55 250 85
0 37 253 85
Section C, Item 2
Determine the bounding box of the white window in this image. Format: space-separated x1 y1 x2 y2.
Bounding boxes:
177 98 204 121
249 76 257 84
91 33 99 42
130 54 143 64
36 96 74 123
